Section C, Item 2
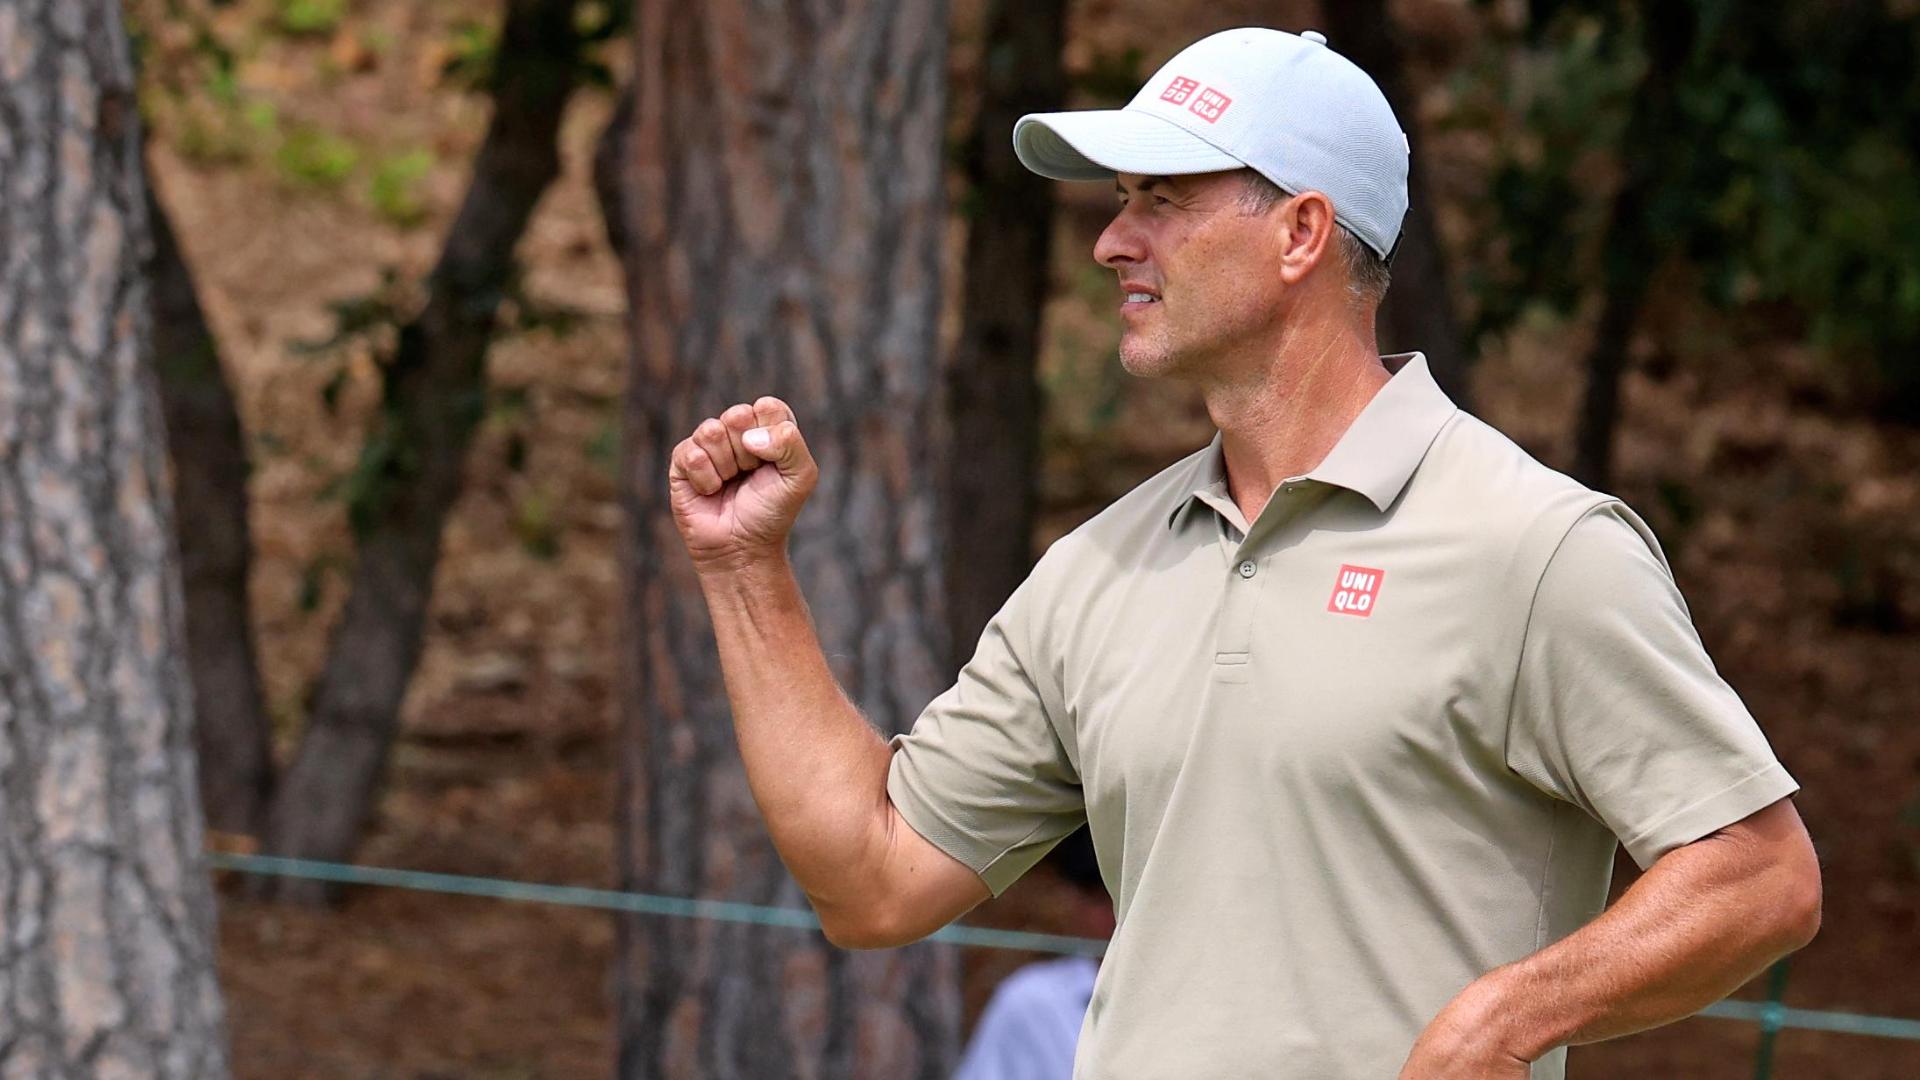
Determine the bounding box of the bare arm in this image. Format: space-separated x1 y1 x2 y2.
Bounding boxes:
1400 797 1821 1077
669 397 989 948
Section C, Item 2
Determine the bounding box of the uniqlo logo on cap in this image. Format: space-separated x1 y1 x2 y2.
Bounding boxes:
1327 564 1384 617
1160 76 1200 105
1189 87 1232 123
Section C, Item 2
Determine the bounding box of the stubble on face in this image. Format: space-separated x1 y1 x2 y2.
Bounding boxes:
1105 172 1288 385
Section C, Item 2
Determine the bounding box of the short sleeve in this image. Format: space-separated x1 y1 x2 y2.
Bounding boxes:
888 562 1086 896
1506 505 1798 869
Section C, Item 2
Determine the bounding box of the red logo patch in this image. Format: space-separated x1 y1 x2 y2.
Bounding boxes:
1160 76 1200 105
1189 87 1233 123
1327 564 1384 617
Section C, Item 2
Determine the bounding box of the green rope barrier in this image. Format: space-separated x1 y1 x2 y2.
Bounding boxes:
1700 998 1920 1042
210 852 1920 1043
207 852 1106 957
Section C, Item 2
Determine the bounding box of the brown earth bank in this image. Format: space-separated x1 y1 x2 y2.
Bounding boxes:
151 0 1920 1076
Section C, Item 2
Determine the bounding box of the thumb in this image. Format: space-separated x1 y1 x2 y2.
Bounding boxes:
742 420 813 477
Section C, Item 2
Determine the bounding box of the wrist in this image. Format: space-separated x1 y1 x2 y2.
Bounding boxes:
693 548 798 607
690 543 790 580
1452 966 1557 1063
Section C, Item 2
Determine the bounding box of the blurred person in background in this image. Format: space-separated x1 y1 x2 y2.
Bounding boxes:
954 828 1113 1080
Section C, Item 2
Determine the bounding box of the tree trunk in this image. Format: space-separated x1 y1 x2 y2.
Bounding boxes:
146 176 274 838
1317 0 1473 408
0 1 230 1072
944 0 1067 666
1572 3 1693 490
592 80 636 261
258 0 584 902
610 1 962 1076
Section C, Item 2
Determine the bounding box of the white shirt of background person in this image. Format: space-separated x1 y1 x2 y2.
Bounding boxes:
953 956 1100 1080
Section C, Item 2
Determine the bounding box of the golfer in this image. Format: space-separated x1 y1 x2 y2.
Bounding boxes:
666 27 1820 1080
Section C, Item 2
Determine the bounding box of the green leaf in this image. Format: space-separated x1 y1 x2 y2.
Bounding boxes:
369 149 435 227
275 126 360 189
276 0 347 37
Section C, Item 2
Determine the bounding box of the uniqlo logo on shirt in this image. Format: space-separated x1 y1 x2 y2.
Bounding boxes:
1160 76 1200 105
1327 564 1384 617
1189 87 1232 123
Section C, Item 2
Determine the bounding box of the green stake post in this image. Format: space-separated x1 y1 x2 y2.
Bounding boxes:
1753 958 1792 1080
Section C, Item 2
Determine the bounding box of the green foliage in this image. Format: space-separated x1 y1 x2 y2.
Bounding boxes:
572 0 631 89
1451 13 1643 332
1459 0 1920 418
369 149 435 227
275 125 360 188
511 488 561 560
441 17 501 91
296 268 411 356
585 420 618 476
276 0 348 37
1072 47 1146 106
328 419 413 539
131 0 280 165
296 553 348 614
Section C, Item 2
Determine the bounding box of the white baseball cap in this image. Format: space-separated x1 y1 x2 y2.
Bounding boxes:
1013 27 1410 260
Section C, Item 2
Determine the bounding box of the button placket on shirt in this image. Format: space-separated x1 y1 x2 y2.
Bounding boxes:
1214 481 1308 668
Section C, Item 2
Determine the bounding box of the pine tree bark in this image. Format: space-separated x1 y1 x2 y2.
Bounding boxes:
146 177 274 838
1317 0 1473 408
945 0 1066 666
609 1 961 1076
257 0 586 901
0 1 230 1072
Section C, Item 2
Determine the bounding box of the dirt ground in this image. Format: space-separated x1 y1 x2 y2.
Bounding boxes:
149 1 1920 1076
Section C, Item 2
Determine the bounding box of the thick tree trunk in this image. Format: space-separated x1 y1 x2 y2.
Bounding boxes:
1572 4 1693 490
0 1 230 1073
146 177 274 838
1317 0 1472 408
258 0 583 901
610 1 961 1076
944 0 1067 666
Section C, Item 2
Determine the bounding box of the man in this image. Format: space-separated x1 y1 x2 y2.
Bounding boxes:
666 27 1820 1080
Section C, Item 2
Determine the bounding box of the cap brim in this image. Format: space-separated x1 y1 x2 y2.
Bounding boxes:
1014 109 1246 181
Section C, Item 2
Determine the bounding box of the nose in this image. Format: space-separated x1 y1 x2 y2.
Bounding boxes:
1094 205 1146 270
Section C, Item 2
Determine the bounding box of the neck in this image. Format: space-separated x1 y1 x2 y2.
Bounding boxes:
1200 306 1389 524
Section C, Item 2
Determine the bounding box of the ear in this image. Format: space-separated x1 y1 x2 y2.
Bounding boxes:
1275 191 1338 287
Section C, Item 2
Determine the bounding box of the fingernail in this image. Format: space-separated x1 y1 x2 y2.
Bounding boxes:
743 428 770 450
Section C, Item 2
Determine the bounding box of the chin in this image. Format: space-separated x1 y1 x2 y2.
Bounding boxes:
1118 336 1184 380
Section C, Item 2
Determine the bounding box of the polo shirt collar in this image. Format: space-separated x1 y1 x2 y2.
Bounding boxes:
1166 352 1458 529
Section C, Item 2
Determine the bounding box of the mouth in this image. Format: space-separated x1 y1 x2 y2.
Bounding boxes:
1120 284 1161 312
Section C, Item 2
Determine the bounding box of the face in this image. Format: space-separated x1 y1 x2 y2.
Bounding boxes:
1094 171 1304 381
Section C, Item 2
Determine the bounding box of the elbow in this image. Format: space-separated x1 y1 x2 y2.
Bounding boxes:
1780 863 1823 953
1766 854 1823 956
816 900 921 951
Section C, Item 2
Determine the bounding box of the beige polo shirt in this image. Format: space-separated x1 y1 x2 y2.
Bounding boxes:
888 353 1797 1079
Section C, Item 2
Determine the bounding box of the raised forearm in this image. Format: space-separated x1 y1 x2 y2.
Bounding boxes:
1424 802 1820 1066
698 556 896 916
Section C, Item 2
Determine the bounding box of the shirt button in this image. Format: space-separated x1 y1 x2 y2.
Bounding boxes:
1238 560 1257 579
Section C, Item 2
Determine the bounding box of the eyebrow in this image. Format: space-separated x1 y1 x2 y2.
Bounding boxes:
1116 175 1176 197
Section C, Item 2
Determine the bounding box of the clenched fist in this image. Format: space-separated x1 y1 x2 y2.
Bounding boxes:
667 396 819 570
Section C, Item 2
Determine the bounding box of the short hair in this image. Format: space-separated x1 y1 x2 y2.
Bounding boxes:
1235 170 1391 307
